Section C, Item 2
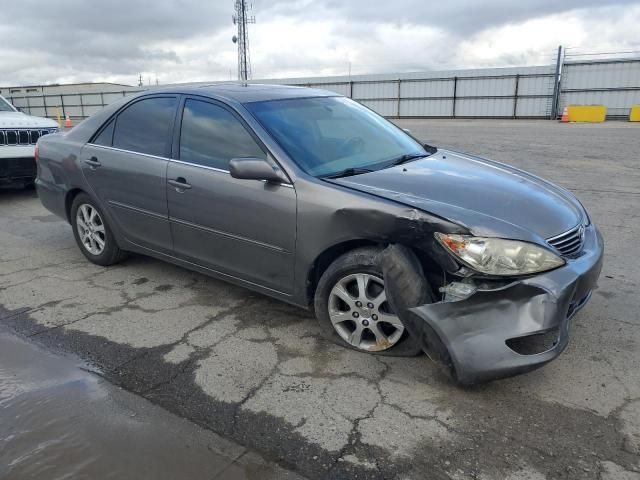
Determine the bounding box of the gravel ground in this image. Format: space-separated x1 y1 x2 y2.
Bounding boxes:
1 119 639 479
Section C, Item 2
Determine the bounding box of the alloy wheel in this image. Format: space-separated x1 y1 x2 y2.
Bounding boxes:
328 273 404 352
76 204 106 256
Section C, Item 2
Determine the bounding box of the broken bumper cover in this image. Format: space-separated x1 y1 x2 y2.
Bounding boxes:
386 224 604 384
382 225 604 384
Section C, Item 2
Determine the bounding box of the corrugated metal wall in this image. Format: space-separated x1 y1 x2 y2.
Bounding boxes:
559 59 640 117
12 91 139 120
5 58 639 120
272 65 557 119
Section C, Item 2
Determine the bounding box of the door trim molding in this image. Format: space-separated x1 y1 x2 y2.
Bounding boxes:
85 144 294 189
87 143 171 162
169 215 291 254
108 200 168 220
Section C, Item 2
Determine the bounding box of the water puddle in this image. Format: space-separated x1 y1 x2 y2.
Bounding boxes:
0 326 279 479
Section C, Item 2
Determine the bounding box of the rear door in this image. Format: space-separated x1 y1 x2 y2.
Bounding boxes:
166 97 297 293
81 95 178 253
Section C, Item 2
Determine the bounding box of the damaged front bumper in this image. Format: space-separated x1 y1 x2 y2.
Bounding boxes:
383 224 604 385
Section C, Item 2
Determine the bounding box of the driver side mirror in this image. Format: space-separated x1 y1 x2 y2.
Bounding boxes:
229 157 289 184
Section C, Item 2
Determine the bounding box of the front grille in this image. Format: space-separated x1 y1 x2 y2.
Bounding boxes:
547 224 585 257
0 128 57 146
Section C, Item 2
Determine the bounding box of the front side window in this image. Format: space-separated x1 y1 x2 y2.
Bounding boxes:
179 99 265 170
246 96 427 177
113 97 176 157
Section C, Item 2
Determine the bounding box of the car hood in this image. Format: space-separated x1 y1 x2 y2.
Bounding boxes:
328 149 585 242
0 111 58 129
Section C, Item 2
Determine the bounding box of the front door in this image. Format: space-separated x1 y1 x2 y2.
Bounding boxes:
167 98 296 294
81 95 178 253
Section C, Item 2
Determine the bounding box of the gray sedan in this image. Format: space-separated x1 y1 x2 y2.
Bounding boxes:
35 84 603 384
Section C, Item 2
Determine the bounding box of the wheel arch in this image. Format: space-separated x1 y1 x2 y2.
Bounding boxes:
306 240 446 307
65 188 85 223
306 239 382 306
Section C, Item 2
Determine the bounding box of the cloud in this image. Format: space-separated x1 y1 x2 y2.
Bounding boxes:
1 0 639 86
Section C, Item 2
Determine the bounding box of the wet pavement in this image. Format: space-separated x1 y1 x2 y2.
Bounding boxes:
1 120 640 479
0 324 304 480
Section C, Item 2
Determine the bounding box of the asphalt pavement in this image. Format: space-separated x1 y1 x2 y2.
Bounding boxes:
1 119 639 479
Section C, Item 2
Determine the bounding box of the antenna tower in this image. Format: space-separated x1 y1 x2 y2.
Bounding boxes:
232 1 255 81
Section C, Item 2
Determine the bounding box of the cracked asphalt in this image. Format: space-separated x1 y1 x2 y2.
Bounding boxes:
1 119 639 479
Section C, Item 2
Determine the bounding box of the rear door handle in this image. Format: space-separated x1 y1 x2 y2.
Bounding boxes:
168 177 192 191
84 156 101 168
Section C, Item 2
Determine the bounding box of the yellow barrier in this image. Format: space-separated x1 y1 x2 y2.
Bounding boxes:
567 105 607 123
630 105 640 122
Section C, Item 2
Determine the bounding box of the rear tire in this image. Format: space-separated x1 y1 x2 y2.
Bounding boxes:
314 247 423 356
70 193 126 266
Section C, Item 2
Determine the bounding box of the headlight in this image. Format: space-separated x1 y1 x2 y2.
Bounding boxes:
435 233 565 276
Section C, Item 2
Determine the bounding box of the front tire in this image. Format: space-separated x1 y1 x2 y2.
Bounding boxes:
314 247 423 356
70 193 126 266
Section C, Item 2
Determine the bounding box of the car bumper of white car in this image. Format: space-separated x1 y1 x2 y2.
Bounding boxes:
1 149 37 185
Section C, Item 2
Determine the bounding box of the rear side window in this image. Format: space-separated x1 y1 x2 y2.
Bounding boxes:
179 99 265 170
93 119 115 146
113 97 176 157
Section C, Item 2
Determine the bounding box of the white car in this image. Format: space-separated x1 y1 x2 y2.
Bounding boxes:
1 94 59 187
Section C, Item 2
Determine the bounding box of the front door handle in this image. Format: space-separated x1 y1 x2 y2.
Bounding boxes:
168 177 192 191
84 156 101 169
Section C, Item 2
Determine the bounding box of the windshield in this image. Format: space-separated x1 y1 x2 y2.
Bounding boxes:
246 96 427 177
0 96 17 112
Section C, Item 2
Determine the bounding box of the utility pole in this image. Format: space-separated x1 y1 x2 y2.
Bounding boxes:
232 0 255 81
138 74 143 87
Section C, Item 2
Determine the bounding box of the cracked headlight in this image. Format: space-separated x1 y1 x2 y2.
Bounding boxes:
435 233 565 276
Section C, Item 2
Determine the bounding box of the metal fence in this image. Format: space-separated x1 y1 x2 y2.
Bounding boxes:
559 58 640 118
6 55 640 122
6 89 144 124
281 69 557 119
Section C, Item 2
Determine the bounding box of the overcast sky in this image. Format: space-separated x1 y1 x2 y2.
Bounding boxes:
1 0 639 86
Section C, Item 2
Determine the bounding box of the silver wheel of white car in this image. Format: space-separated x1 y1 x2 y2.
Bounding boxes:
328 272 404 352
76 204 106 255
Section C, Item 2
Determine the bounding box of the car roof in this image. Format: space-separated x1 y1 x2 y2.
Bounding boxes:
62 83 342 143
149 83 339 104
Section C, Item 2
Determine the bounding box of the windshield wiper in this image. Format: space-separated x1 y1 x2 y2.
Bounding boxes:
321 167 375 179
386 152 431 167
